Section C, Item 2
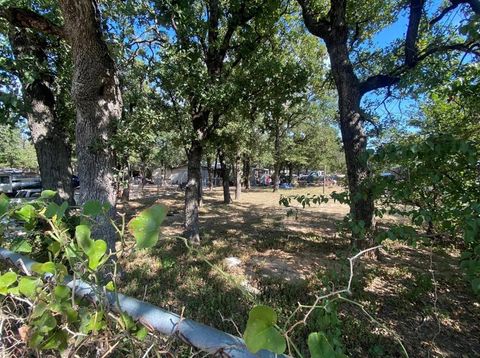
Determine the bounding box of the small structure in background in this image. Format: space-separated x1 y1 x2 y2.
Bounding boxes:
152 165 210 187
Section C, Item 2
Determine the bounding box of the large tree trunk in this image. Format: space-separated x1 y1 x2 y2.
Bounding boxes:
235 152 242 200
206 156 213 191
326 39 375 246
219 151 231 204
243 155 251 190
59 0 122 254
272 126 281 192
9 29 74 204
184 140 202 243
213 153 218 189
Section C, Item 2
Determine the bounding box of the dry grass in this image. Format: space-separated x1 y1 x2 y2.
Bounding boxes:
116 186 480 357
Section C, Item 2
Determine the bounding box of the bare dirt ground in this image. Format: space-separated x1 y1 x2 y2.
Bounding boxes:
118 185 480 357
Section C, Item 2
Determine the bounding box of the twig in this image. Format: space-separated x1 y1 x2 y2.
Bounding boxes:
218 311 242 337
16 259 31 276
100 340 120 358
284 245 382 335
141 343 155 358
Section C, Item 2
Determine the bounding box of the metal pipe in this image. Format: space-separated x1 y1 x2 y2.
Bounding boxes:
0 248 287 358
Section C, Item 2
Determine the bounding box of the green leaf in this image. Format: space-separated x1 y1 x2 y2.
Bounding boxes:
41 329 68 351
308 332 348 358
35 311 57 333
83 200 102 216
31 302 47 319
8 286 20 295
46 201 69 220
15 204 37 229
48 241 61 255
45 202 59 218
243 305 286 354
63 305 78 323
105 281 115 291
31 261 56 274
54 285 70 300
75 225 107 269
128 204 167 249
29 331 45 348
75 224 93 254
80 309 105 334
18 277 39 298
40 190 57 199
120 312 136 330
10 239 32 253
0 193 9 217
135 326 148 341
57 201 69 220
87 240 107 270
0 271 17 294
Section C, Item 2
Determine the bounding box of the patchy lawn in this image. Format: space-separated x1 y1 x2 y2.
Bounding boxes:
117 186 480 357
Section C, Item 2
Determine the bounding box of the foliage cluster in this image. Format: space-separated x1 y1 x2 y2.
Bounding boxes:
0 190 167 354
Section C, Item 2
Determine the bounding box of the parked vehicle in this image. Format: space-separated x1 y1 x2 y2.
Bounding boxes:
0 174 13 194
12 176 42 193
0 171 41 196
11 189 42 204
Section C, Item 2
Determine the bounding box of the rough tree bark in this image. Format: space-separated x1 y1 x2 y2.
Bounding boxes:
8 29 73 204
185 139 203 244
242 155 251 190
325 38 375 240
59 0 122 253
219 151 231 204
272 124 281 192
235 152 242 200
206 156 213 190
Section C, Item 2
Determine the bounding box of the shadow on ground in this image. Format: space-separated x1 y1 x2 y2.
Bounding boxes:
117 187 480 357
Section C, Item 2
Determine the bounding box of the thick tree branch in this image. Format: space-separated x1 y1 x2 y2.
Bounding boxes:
430 0 480 25
430 0 462 25
405 0 425 67
360 0 480 96
297 0 331 38
0 7 64 38
416 41 480 61
359 74 400 95
360 41 479 95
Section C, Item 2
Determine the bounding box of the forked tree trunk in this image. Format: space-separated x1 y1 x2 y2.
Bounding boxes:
219 151 231 204
326 39 375 247
235 152 242 200
185 140 202 243
9 29 74 205
59 0 122 253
